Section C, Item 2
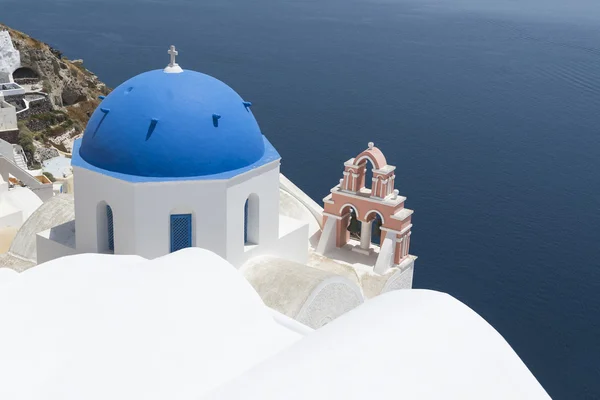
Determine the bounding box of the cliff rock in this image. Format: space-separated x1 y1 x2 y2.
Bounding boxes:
0 24 111 162
0 23 109 109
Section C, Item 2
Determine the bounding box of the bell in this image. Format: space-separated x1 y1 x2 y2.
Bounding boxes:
347 211 361 236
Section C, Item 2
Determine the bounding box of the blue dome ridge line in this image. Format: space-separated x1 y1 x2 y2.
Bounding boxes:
79 69 266 178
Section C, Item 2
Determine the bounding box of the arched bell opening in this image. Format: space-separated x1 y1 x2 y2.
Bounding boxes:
347 208 361 241
338 204 360 247
355 156 377 193
365 211 385 246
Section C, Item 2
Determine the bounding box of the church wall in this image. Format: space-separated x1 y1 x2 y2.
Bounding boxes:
0 208 22 229
73 166 137 254
69 156 308 265
268 216 309 264
132 179 228 259
225 162 281 267
36 231 77 264
72 160 301 264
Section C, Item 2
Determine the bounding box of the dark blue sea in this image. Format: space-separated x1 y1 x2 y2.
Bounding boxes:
2 0 600 397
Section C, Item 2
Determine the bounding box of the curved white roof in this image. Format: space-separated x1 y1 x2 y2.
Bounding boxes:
0 266 17 285
0 247 548 399
0 194 74 270
204 289 550 400
0 248 301 400
0 186 42 222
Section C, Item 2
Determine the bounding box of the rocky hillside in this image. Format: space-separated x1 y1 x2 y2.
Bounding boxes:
0 23 110 162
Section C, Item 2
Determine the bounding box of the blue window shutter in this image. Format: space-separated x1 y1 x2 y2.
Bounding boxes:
106 205 114 252
171 214 192 252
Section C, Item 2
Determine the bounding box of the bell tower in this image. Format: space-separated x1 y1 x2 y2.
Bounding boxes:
316 143 414 274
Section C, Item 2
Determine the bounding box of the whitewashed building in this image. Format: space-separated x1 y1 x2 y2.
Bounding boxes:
0 92 17 133
38 47 308 267
25 47 422 328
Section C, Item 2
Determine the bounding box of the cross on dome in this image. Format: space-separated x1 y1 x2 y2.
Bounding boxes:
164 45 183 74
168 45 178 66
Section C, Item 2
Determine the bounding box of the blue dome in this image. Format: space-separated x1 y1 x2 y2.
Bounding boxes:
79 69 266 178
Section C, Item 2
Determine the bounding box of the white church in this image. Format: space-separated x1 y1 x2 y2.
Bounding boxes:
25 46 419 327
51 46 309 267
0 43 550 399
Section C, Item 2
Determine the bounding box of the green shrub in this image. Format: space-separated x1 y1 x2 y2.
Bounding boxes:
17 130 37 169
42 79 52 93
42 171 56 182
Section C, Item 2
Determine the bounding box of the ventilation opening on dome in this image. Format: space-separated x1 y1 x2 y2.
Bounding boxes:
92 111 110 137
146 118 158 141
212 114 221 127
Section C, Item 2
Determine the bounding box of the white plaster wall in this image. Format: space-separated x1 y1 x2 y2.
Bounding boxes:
279 173 323 228
36 232 77 265
381 260 415 293
271 216 308 264
225 162 282 267
70 160 308 266
241 217 308 268
295 276 364 329
74 166 137 255
0 208 22 229
0 102 17 132
0 138 13 160
0 31 20 80
132 178 228 259
0 87 25 96
0 186 43 223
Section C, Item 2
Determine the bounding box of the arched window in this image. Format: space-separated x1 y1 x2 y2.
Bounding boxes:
365 210 385 246
97 202 114 254
170 214 192 252
370 213 383 246
106 205 114 252
244 194 259 245
356 156 376 192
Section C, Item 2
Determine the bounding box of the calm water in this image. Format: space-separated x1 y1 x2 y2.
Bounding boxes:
2 0 600 397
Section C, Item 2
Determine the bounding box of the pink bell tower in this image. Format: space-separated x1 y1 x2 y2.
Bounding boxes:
316 142 414 274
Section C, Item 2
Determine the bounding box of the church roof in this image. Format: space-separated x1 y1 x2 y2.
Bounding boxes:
0 186 43 222
0 194 74 271
0 246 548 399
204 289 550 400
0 267 17 285
77 65 279 180
242 255 364 327
0 248 302 400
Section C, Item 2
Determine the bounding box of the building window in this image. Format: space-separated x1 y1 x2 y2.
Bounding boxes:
106 205 114 252
244 194 259 245
170 214 192 252
244 199 249 244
